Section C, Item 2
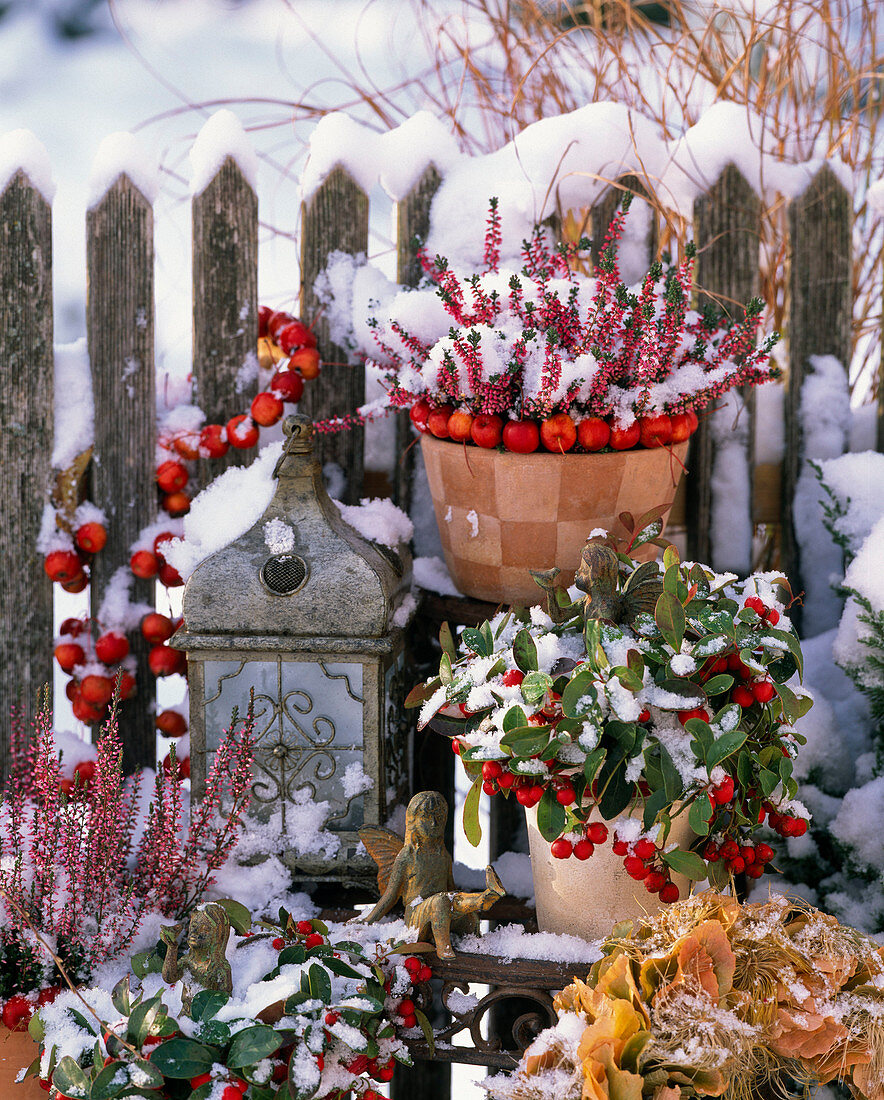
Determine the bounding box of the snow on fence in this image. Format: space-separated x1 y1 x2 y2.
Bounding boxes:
0 129 852 779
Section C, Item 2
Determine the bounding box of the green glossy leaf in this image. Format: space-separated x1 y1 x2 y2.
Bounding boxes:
661 849 706 880
111 976 131 1017
404 678 442 709
583 746 606 785
774 682 801 724
462 627 491 657
502 705 527 732
287 1043 321 1100
612 665 643 692
662 543 680 570
128 995 163 1048
684 717 713 751
691 635 729 658
28 1013 44 1043
631 518 664 549
500 725 551 757
439 653 453 686
414 1008 435 1057
306 964 332 1003
480 621 495 652
462 774 483 846
697 608 736 639
688 797 712 836
597 756 633 819
198 1019 231 1046
561 670 598 718
51 1056 90 1099
653 680 707 709
227 1025 282 1069
536 788 567 842
147 1039 216 1079
658 745 683 801
439 621 457 662
189 990 229 1023
325 956 364 979
758 767 779 797
702 674 733 696
655 591 685 651
512 629 539 672
213 898 252 935
521 671 552 705
706 730 747 769
761 627 804 679
278 944 307 966
642 787 669 830
626 648 644 677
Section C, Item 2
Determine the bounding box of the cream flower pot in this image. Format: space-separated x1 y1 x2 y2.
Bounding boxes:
420 436 689 605
524 805 696 942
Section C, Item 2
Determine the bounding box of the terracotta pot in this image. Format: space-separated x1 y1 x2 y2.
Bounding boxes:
524 805 696 942
0 1025 43 1097
420 436 689 605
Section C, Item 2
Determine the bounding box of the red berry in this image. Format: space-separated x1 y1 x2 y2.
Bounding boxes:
702 841 720 862
586 822 608 845
272 937 285 950
516 787 534 807
740 845 756 865
501 669 525 688
2 995 33 1031
482 761 503 781
44 549 82 583
497 772 515 790
296 920 313 934
130 549 159 578
550 838 573 859
305 933 324 948
95 631 129 665
325 1010 339 1025
251 391 284 427
744 596 765 615
728 856 746 874
752 680 776 703
483 780 497 795
644 870 667 893
55 642 85 673
678 708 710 726
712 776 735 804
638 708 650 723
755 843 775 863
765 608 780 625
727 653 753 679
397 998 415 1016
555 786 576 806
612 839 628 856
270 368 304 404
60 570 89 593
418 965 432 982
190 1073 212 1089
746 863 765 878
732 685 755 708
404 956 421 974
719 840 740 861
451 740 461 755
226 414 259 449
199 423 229 458
792 818 808 837
634 838 656 860
378 1066 395 1082
659 883 680 904
75 522 107 554
156 460 189 493
624 856 649 879
156 710 187 737
573 840 594 860
220 1087 242 1100
258 304 273 337
400 1014 418 1029
141 612 174 644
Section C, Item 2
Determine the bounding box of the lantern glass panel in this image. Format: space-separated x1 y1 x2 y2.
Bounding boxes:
202 656 366 833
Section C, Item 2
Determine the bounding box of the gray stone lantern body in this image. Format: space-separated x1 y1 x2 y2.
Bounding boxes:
175 415 413 886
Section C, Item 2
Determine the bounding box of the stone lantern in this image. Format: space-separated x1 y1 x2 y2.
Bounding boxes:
174 415 414 886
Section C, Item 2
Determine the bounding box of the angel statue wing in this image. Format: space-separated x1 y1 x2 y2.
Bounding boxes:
358 826 405 897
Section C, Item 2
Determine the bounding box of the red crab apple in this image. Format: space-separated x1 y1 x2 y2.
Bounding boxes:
156 460 188 493
158 562 184 588
276 320 316 352
1 995 32 1030
427 404 455 439
75 522 107 554
540 412 577 453
162 491 190 518
409 399 431 433
199 424 229 458
577 417 610 451
258 305 273 337
95 631 129 665
117 671 136 700
669 411 697 443
156 710 187 737
608 420 641 450
289 347 320 379
638 413 672 448
55 643 85 673
470 414 503 449
149 644 186 677
447 410 473 442
502 419 540 454
74 760 96 784
80 675 114 707
130 550 159 579
60 571 89 593
141 612 174 644
226 415 259 450
251 391 284 427
172 432 200 461
44 549 82 583
270 369 304 404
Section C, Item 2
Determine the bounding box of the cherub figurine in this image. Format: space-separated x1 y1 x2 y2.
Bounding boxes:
353 791 505 959
160 902 232 1015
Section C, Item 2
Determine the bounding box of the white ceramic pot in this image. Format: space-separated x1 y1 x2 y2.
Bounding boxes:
524 805 696 942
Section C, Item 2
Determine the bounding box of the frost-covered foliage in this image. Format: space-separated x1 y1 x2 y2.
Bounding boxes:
0 698 253 996
337 197 779 431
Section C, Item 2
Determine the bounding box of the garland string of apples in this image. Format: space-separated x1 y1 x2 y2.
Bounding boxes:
44 309 321 746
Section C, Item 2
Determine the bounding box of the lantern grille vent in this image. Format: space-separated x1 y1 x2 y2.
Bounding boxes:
260 553 308 595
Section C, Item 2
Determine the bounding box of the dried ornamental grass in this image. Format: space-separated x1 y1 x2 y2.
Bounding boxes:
487 892 884 1100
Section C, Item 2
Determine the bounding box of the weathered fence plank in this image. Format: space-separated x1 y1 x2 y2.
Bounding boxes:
86 175 156 772
192 156 259 482
0 171 54 764
299 166 369 504
394 165 442 512
690 163 761 568
784 166 851 613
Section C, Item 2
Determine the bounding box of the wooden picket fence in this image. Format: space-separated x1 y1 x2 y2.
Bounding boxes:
0 143 852 777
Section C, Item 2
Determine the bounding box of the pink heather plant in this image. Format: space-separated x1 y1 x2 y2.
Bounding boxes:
0 693 254 986
350 196 779 430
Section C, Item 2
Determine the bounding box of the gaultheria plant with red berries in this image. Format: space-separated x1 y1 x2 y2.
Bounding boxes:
0 695 253 1020
349 196 779 455
408 522 812 904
